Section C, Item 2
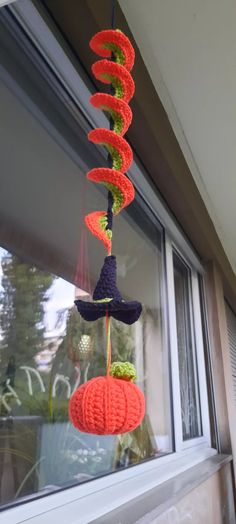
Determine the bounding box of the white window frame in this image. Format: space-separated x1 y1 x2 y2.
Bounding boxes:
0 0 15 7
166 238 211 452
0 2 214 523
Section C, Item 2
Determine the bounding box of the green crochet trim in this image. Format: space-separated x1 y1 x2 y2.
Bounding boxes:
101 106 123 135
99 215 113 240
111 109 123 134
110 361 137 382
103 143 122 170
95 179 123 214
105 182 124 214
101 74 124 99
112 112 123 134
93 297 113 303
103 42 125 66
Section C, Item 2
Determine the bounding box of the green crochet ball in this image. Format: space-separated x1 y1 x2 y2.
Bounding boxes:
110 361 137 382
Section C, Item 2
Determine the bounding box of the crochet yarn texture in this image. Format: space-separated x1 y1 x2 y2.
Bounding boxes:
110 361 137 381
69 375 145 435
70 30 145 436
75 255 142 324
85 29 136 253
75 30 142 326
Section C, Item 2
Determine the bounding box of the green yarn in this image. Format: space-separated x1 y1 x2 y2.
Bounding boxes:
101 74 124 99
95 179 123 214
105 182 123 213
103 42 125 66
93 298 113 303
99 215 113 240
110 361 137 382
112 112 123 135
100 106 123 135
103 144 122 170
99 215 108 227
112 76 124 99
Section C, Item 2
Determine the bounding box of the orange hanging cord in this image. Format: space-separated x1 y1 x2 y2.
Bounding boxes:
106 309 112 375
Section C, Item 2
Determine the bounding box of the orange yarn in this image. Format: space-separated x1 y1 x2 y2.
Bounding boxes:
85 211 112 252
69 375 145 435
92 60 135 103
89 29 135 71
90 93 132 136
85 30 135 254
88 129 133 173
87 168 135 212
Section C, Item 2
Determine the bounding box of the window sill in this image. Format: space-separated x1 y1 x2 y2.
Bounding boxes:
91 453 232 524
1 446 220 524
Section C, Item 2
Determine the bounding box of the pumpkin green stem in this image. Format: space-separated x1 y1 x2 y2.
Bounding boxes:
110 361 137 382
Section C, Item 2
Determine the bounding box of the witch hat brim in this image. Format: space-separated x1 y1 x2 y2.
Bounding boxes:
75 298 142 325
75 255 142 325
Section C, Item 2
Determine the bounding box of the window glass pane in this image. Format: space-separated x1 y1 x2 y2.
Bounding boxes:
173 252 202 440
0 19 173 506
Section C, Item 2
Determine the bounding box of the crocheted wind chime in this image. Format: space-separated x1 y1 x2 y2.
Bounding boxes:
69 27 145 435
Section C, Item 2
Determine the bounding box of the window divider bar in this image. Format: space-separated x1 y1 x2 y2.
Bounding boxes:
191 270 211 446
165 235 183 451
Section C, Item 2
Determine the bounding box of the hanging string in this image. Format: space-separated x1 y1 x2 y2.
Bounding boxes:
111 0 115 29
106 309 112 375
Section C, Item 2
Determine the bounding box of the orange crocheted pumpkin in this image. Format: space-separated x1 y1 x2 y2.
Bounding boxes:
69 375 145 435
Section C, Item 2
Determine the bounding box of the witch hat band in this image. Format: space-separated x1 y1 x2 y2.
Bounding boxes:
75 255 142 325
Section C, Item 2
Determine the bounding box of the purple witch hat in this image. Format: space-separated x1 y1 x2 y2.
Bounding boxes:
75 255 142 325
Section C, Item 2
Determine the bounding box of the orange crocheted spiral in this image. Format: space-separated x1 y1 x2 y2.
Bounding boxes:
85 211 112 252
85 30 135 253
87 168 135 211
90 93 132 136
69 375 145 435
92 60 135 103
88 129 133 173
89 29 135 71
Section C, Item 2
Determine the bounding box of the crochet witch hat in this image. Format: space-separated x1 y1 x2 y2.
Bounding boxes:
75 255 142 325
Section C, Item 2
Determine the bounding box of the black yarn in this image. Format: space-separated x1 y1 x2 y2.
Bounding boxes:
106 0 116 232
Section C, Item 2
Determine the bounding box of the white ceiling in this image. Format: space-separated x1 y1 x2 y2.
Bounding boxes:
120 0 236 273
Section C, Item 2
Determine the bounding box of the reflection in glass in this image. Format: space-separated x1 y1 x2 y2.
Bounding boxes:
0 27 172 505
0 214 172 505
